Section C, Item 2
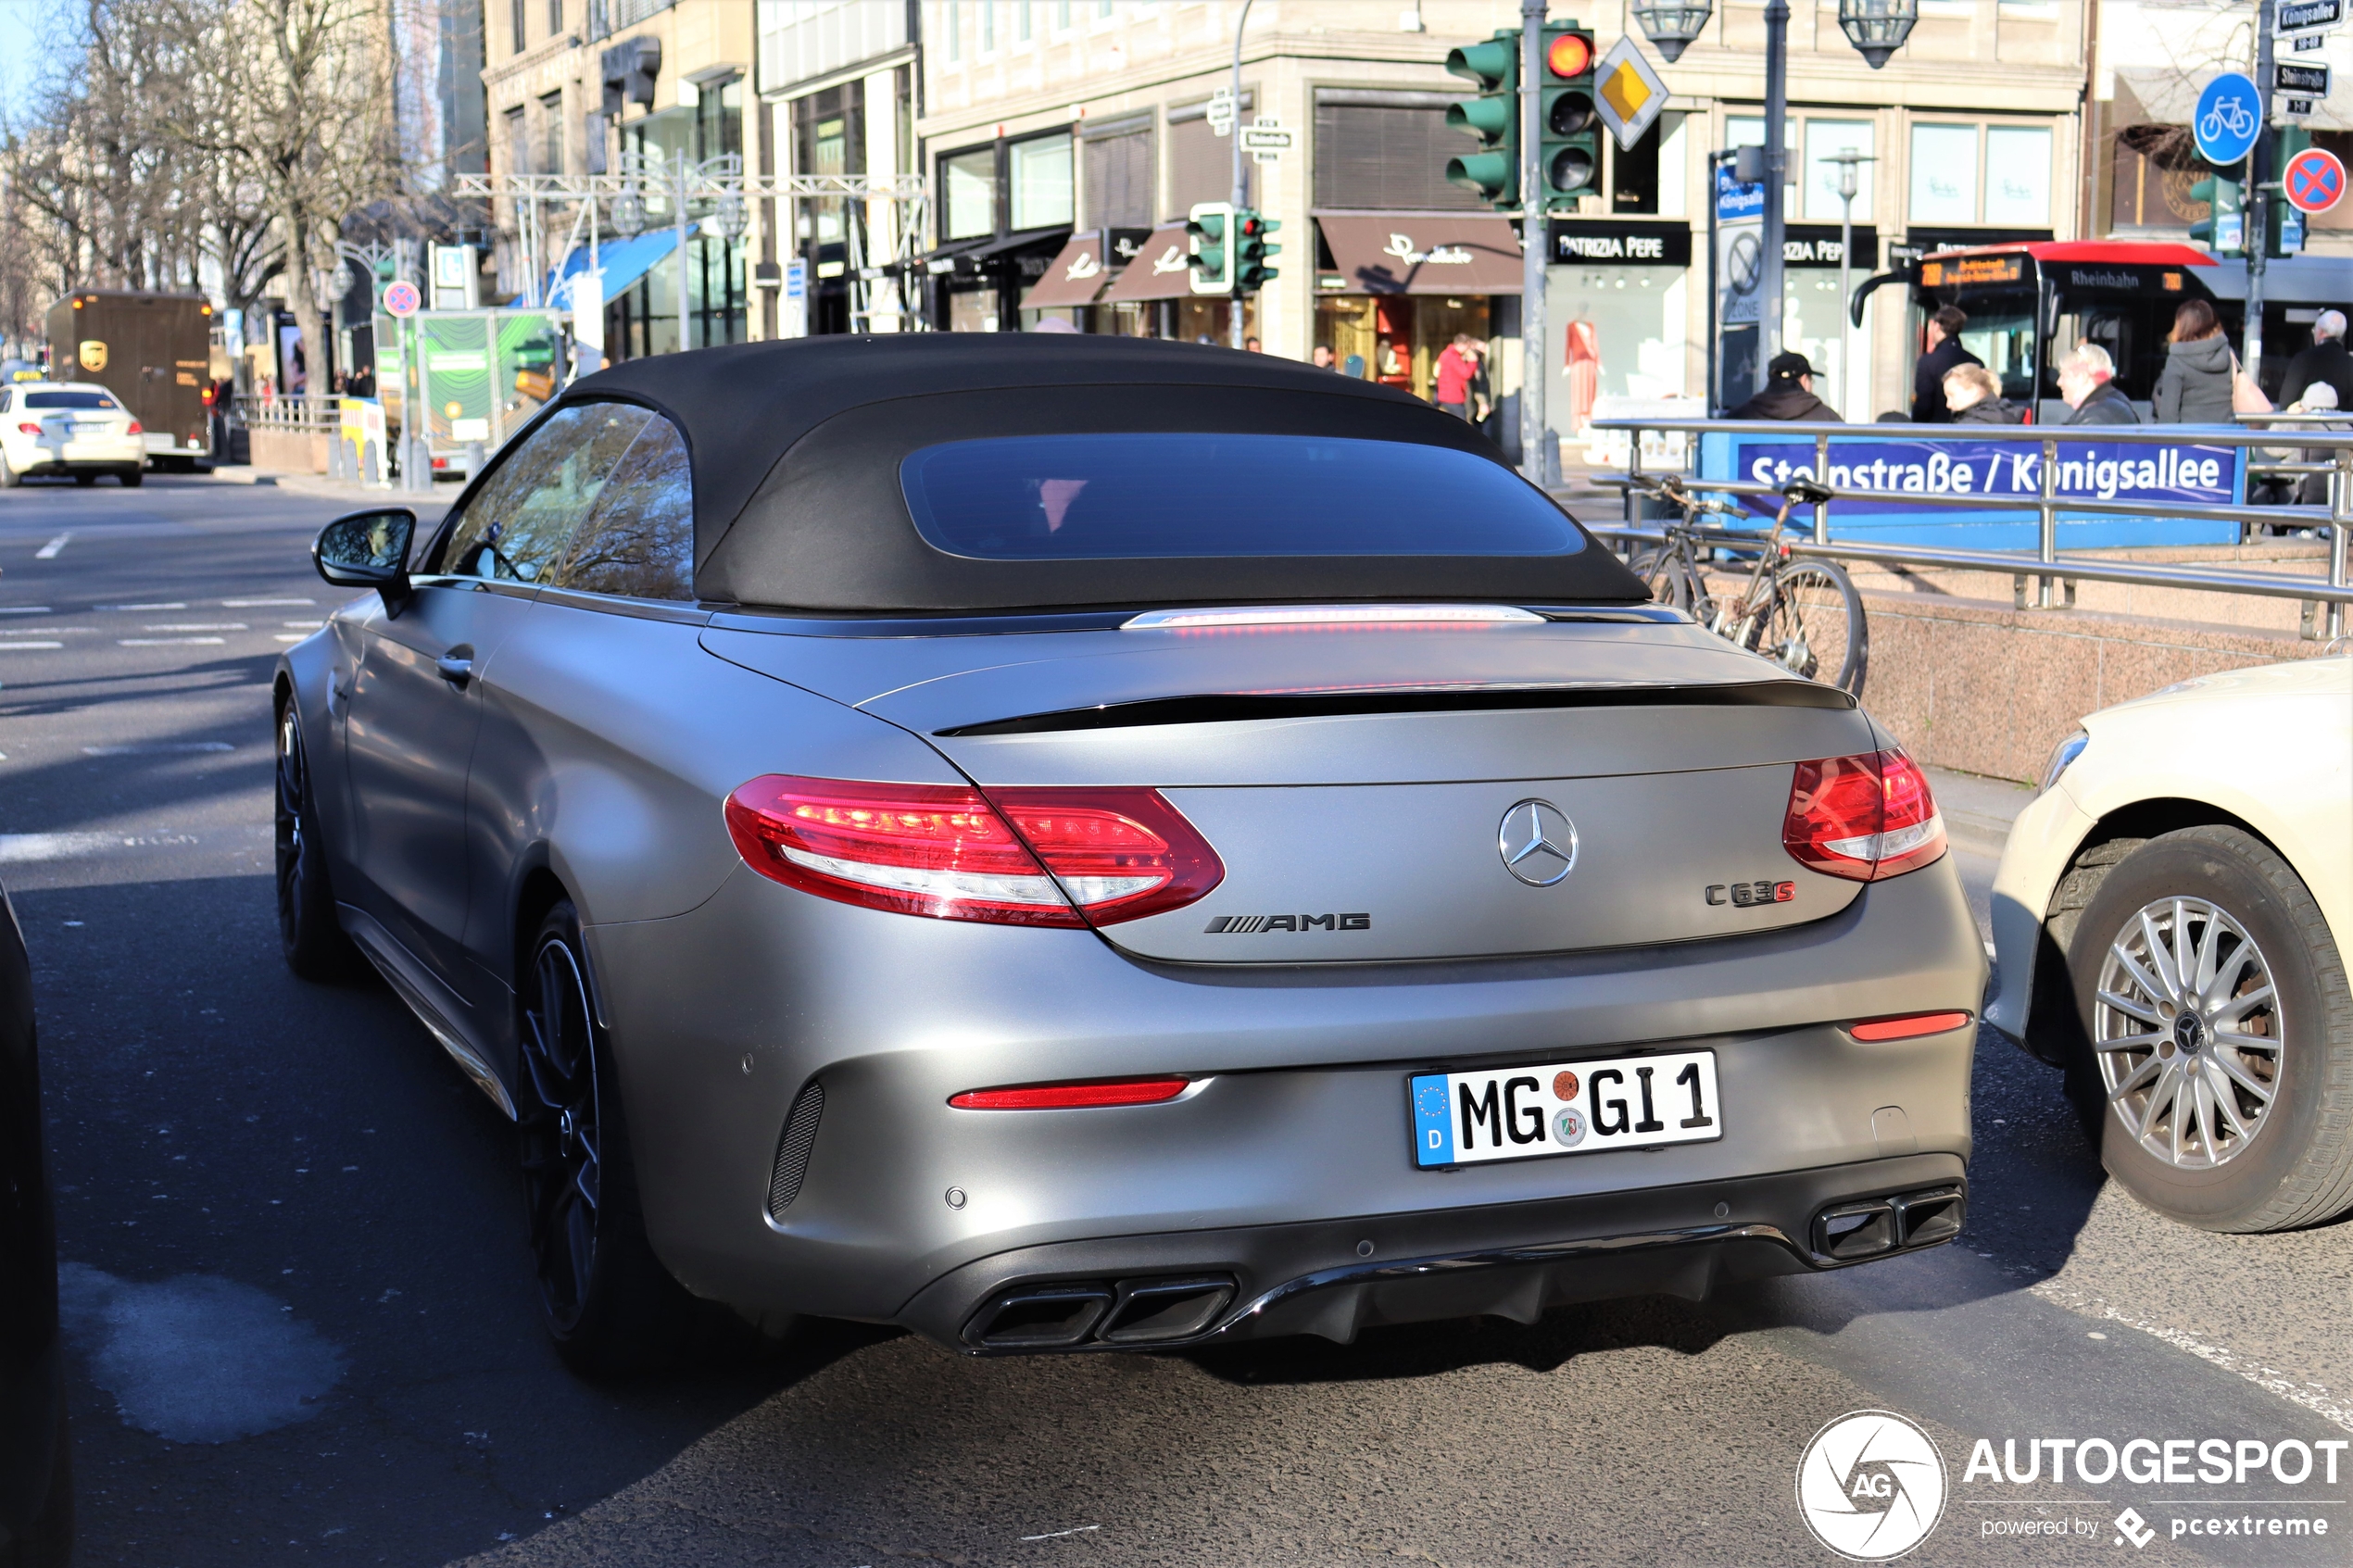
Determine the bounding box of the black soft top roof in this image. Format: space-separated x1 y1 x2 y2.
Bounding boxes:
545 334 1642 612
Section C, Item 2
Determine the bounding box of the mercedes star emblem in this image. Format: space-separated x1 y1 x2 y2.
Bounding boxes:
1498 799 1578 887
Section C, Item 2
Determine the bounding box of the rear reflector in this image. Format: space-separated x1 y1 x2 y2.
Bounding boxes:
1847 1010 1973 1042
724 775 1223 926
1782 747 1947 882
949 1077 1192 1110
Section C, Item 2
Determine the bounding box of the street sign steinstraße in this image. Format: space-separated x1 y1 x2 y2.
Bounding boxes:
2276 59 2333 96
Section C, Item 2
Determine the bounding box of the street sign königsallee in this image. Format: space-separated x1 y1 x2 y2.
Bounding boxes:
2195 73 2264 165
2276 60 2333 95
2277 0 2341 31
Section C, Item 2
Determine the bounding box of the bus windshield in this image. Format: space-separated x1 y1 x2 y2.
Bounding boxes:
1949 291 2038 406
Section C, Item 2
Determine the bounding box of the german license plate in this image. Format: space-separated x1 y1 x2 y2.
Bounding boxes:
1409 1050 1721 1168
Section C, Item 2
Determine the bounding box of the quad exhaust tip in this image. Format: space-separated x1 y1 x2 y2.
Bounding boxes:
964 1274 1237 1350
1813 1185 1966 1263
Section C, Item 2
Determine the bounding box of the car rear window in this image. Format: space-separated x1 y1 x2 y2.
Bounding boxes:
899 433 1584 559
24 391 118 409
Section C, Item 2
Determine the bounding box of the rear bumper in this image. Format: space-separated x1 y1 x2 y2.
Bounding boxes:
906 1151 1968 1352
587 854 1985 1336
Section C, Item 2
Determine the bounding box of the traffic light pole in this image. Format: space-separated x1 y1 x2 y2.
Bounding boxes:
1519 0 1547 484
1760 0 1790 390
1228 0 1256 350
2246 0 2275 383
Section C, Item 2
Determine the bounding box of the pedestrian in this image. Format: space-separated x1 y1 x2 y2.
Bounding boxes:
1312 345 1337 370
2277 307 2353 412
1727 351 1842 421
1942 363 2020 424
2056 342 2138 425
1433 332 1480 420
2153 298 2241 424
1244 335 1264 353
1911 305 1982 422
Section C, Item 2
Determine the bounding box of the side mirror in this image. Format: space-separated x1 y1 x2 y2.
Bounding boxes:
313 508 416 615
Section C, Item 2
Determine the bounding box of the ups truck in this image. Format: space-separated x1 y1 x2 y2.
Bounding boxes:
44 291 217 469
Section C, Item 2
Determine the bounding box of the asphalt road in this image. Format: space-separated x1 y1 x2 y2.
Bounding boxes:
4 473 2347 1568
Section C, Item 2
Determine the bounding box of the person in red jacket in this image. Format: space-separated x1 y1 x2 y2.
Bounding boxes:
1433 333 1480 420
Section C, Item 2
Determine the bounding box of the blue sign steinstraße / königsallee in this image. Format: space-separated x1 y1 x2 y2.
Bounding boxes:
2195 71 2263 167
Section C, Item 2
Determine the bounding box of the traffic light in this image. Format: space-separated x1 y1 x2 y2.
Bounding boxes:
1235 209 1281 292
1444 31 1518 208
1539 23 1600 203
1187 202 1234 295
2189 171 2244 257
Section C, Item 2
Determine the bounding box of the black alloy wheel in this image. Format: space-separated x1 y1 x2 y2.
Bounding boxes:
517 900 700 1374
274 699 359 980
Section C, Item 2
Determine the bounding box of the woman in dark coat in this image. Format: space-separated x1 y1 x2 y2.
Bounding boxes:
2153 299 2240 424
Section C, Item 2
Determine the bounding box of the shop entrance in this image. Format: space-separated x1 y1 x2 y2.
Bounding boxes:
1315 295 1491 400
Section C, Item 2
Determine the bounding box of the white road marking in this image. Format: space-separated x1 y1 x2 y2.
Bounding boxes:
0 642 64 650
223 597 315 607
282 620 321 629
273 633 308 643
100 602 185 610
33 533 70 559
0 832 199 862
143 622 246 632
1020 1526 1101 1542
0 607 52 615
0 628 93 634
82 743 235 756
118 636 225 646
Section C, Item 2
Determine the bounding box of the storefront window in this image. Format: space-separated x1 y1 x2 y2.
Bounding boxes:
1803 120 1874 222
1984 125 2053 225
942 146 995 239
1010 133 1074 230
1909 124 1980 226
1314 296 1489 403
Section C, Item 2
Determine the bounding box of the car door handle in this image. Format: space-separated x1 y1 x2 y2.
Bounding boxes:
435 653 474 688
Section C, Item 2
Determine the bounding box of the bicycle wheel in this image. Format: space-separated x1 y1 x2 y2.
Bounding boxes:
1746 560 1869 697
1628 545 1703 621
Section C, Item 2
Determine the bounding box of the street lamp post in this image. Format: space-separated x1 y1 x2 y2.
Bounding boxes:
1631 0 1918 396
1227 0 1256 350
1831 147 1875 417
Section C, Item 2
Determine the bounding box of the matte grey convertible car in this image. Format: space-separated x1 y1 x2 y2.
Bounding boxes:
281 337 1982 1373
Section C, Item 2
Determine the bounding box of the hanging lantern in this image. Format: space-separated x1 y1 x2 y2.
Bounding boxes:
1837 0 1919 68
610 183 647 239
712 190 749 244
1629 0 1714 62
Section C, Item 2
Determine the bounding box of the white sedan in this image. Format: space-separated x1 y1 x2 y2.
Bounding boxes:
1986 655 2352 1232
0 381 145 487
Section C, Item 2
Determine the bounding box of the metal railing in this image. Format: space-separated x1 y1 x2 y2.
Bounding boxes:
1588 418 2350 640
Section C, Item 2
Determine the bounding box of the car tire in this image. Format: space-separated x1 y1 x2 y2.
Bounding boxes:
519 900 705 1375
275 699 362 981
2063 825 2353 1232
120 465 143 487
71 472 94 487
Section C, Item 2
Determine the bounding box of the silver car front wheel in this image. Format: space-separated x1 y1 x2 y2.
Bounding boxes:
2065 826 2353 1232
2093 895 2281 1170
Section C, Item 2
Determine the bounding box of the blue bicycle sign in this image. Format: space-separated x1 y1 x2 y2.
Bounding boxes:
2195 72 2263 166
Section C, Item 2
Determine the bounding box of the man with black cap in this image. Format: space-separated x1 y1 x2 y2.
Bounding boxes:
1728 351 1842 421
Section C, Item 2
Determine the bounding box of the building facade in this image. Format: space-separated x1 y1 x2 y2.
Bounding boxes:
482 0 760 358
911 0 2089 434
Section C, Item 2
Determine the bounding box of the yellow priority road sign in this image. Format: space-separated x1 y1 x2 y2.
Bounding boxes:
1592 35 1668 155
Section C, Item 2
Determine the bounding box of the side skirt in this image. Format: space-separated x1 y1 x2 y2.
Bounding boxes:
339 903 518 1120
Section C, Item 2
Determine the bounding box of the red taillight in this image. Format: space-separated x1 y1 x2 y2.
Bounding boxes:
126 420 143 434
949 1076 1192 1110
724 775 1224 927
15 423 39 435
1849 1011 1973 1042
1782 747 1946 882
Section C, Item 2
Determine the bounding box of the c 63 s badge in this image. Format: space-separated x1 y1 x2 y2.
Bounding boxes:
1204 913 1371 934
1708 879 1795 908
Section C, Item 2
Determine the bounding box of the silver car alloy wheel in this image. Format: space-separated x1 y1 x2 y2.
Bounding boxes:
2094 895 2283 1170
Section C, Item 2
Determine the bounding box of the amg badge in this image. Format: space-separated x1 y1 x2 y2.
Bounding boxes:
1204 913 1372 934
1706 880 1795 908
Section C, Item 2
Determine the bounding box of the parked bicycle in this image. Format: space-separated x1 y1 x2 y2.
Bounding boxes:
1625 474 1870 699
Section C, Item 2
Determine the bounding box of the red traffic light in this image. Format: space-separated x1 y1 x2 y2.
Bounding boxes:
1546 31 1593 78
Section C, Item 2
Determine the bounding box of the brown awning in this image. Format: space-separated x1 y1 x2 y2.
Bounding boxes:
1316 216 1524 295
1101 222 1200 303
1021 233 1112 309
